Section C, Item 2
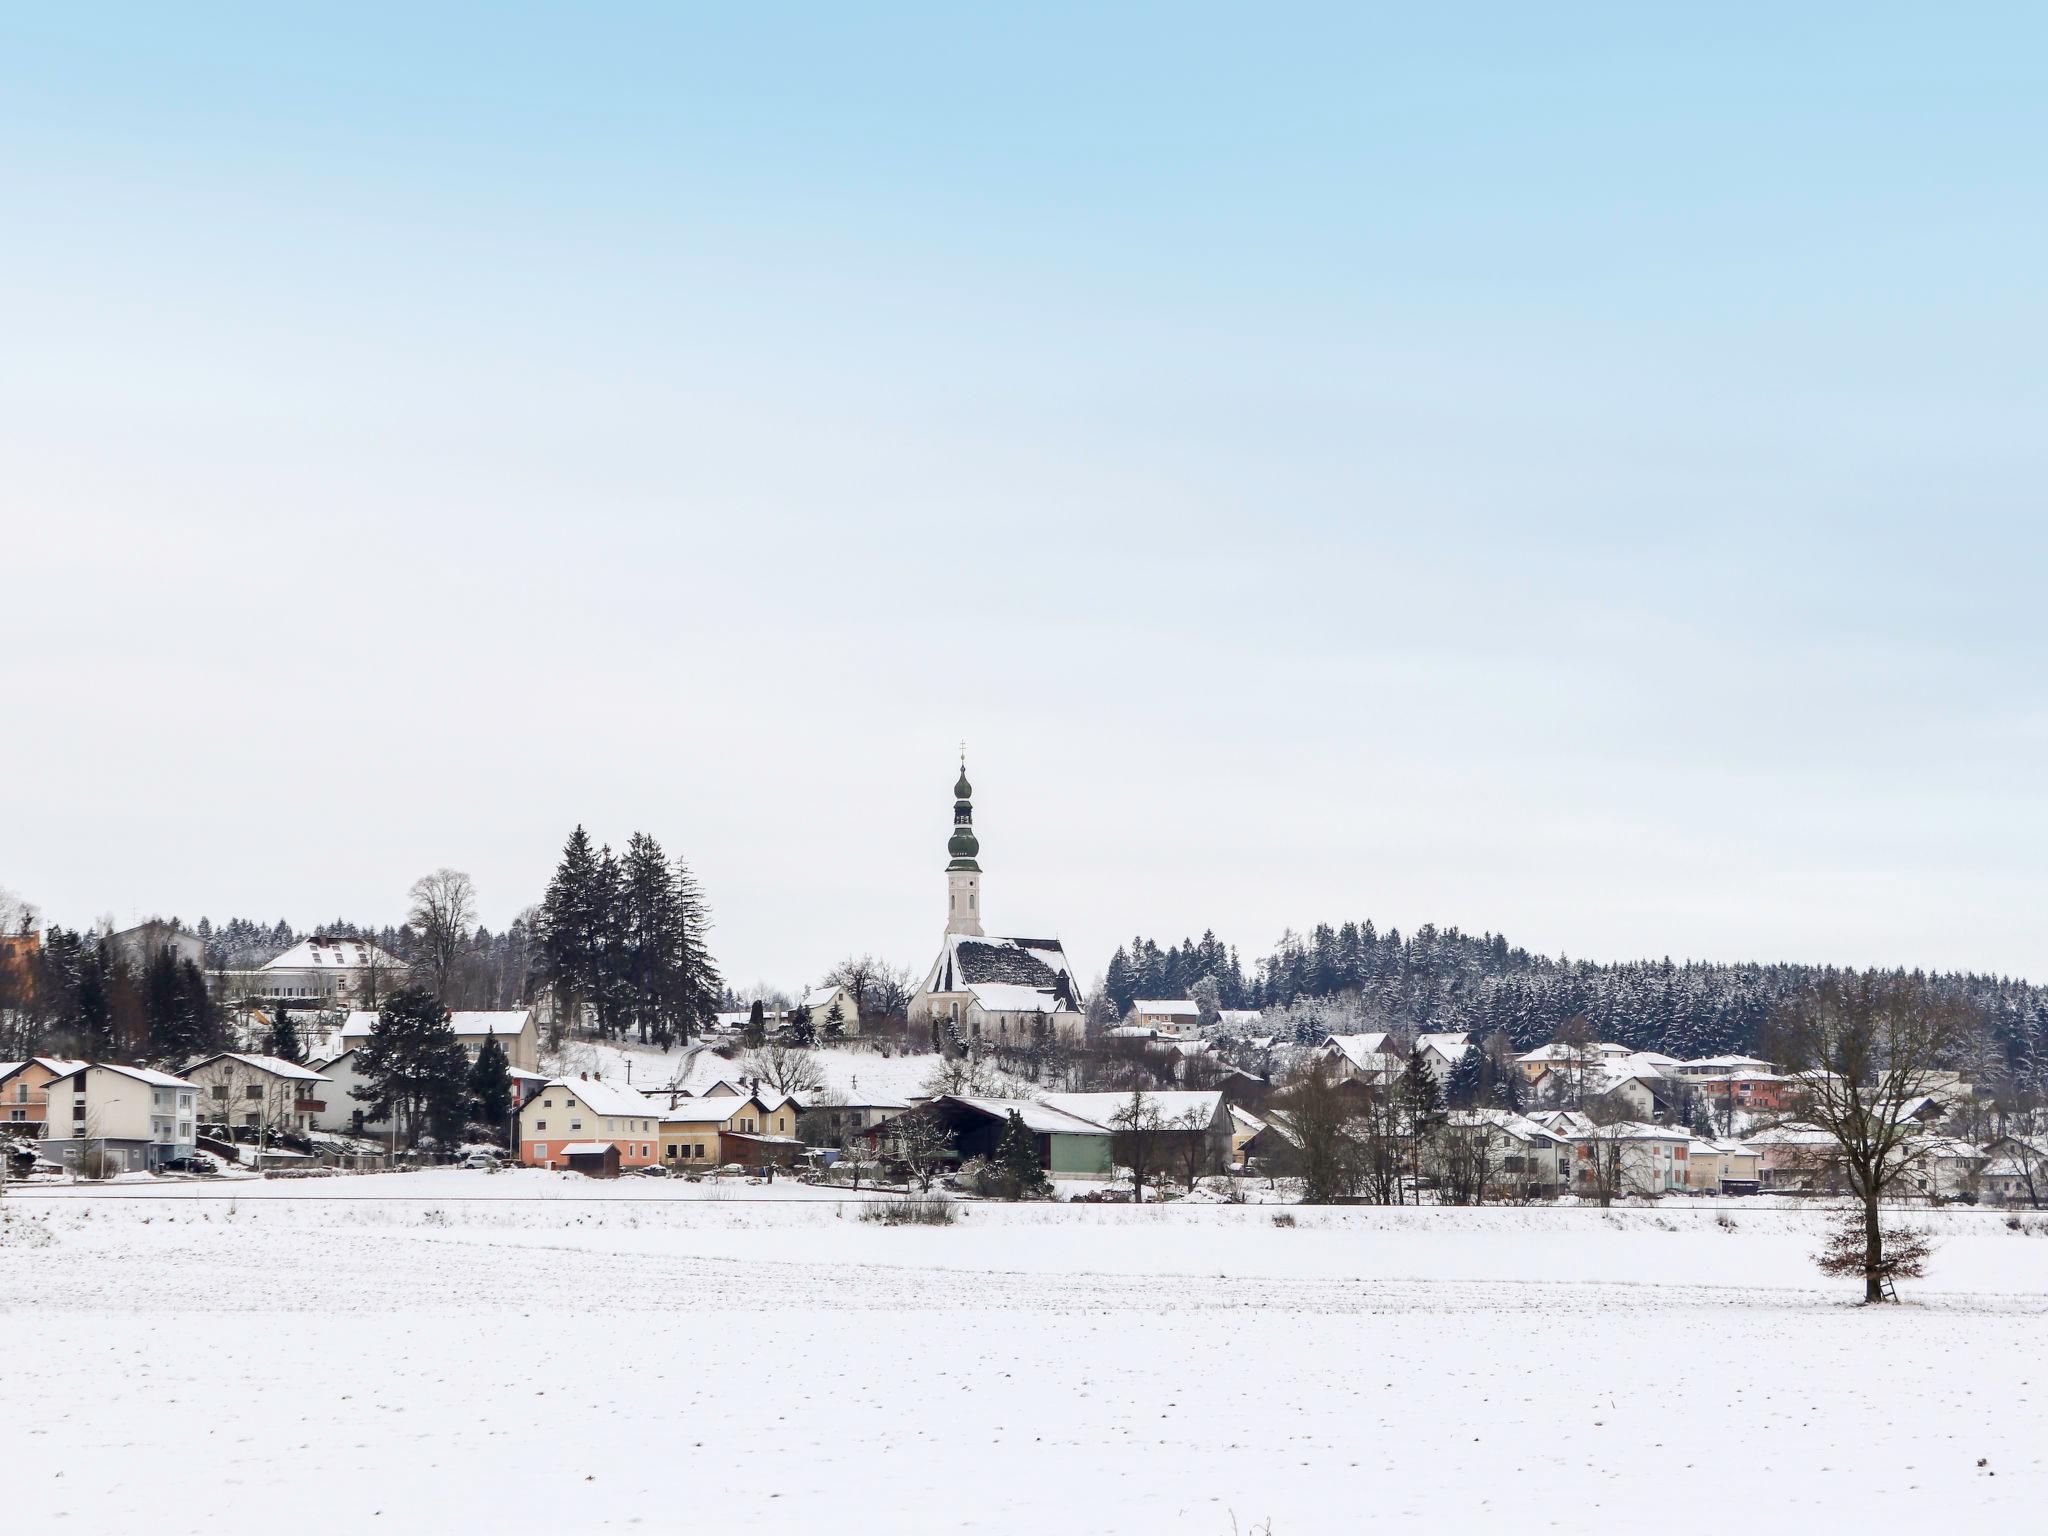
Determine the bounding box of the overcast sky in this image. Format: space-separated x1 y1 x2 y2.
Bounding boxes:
5 5 2045 990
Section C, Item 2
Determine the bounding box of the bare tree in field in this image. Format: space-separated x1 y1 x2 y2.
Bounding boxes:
1765 974 1967 1303
1109 1087 1166 1203
407 869 477 1003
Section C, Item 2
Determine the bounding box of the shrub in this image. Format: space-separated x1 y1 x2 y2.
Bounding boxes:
859 1196 957 1226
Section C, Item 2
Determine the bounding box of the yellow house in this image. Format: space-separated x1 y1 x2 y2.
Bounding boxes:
656 1093 800 1168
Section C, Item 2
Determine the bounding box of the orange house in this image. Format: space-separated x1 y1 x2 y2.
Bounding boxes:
517 1077 662 1169
0 1057 89 1134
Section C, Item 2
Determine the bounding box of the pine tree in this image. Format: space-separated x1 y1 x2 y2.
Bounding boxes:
538 826 607 1042
469 1031 514 1135
743 999 767 1048
995 1110 1048 1199
670 852 720 1042
786 1000 816 1048
353 988 467 1150
264 1008 303 1064
823 999 847 1042
1444 1047 1484 1110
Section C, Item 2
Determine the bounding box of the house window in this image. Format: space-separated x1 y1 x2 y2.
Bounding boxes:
533 1143 548 1160
245 1085 263 1100
570 1120 582 1131
535 1120 547 1132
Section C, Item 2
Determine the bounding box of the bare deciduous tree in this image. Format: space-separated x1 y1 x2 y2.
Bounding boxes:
1109 1087 1166 1204
739 1044 824 1098
1765 974 1967 1303
407 869 477 1003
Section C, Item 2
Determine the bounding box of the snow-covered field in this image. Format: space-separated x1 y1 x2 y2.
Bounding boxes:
4 1177 2045 1533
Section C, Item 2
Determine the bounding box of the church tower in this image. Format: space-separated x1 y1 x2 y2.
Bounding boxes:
945 755 984 937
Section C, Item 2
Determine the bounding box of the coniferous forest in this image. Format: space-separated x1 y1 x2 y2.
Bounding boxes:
1103 920 2048 1087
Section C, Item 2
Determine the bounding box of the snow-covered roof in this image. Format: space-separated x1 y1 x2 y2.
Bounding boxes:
1678 1054 1777 1071
1517 1041 1634 1064
52 1062 198 1090
184 1052 329 1083
1321 1034 1400 1072
945 1097 1111 1136
1417 1033 1473 1059
338 1009 532 1043
1041 1091 1227 1129
0 1057 88 1082
657 1097 763 1125
1228 1105 1267 1133
920 933 1084 1015
1744 1123 1836 1147
260 936 408 972
1132 998 1200 1017
556 1141 616 1156
1443 1108 1568 1146
532 1078 659 1118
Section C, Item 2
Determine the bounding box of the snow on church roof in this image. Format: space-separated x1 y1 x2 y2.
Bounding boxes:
921 933 1083 1014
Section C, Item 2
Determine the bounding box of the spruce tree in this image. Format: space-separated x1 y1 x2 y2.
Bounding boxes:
538 826 607 1042
353 988 466 1150
995 1110 1048 1199
823 999 847 1042
743 999 767 1048
1444 1047 1483 1110
470 1031 515 1135
264 1007 302 1063
785 1000 816 1048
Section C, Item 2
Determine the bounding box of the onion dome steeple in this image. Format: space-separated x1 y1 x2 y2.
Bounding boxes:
947 752 980 871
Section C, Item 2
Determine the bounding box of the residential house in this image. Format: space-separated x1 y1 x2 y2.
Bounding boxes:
656 1092 802 1169
1130 999 1202 1036
1320 1033 1403 1087
307 1049 386 1137
1684 1139 1762 1193
1226 1104 1266 1167
182 1053 331 1136
211 935 411 1006
324 1008 539 1073
1902 1136 1986 1201
38 1063 200 1173
1669 1054 1777 1079
518 1078 662 1170
1746 1124 1839 1189
1514 1040 1637 1085
1415 1032 1475 1086
794 983 862 1038
797 1093 914 1147
0 1057 89 1135
1978 1136 2048 1207
1552 1119 1691 1196
1428 1109 1571 1198
103 920 206 972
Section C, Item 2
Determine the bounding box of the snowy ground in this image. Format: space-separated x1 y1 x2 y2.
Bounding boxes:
4 1179 2045 1534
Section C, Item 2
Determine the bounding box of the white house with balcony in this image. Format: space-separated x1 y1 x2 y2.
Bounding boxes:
37 1063 199 1173
182 1052 331 1136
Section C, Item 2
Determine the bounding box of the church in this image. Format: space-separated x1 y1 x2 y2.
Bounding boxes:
906 758 1089 1046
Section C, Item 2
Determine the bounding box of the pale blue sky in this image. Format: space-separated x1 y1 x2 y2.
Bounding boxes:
4 4 2045 989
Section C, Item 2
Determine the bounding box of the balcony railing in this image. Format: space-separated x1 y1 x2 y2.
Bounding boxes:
295 1099 326 1114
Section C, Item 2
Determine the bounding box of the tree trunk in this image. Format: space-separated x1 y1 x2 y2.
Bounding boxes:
1864 1191 1885 1304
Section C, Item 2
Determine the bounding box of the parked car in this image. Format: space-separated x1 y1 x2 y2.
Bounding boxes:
459 1152 498 1170
159 1156 215 1174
